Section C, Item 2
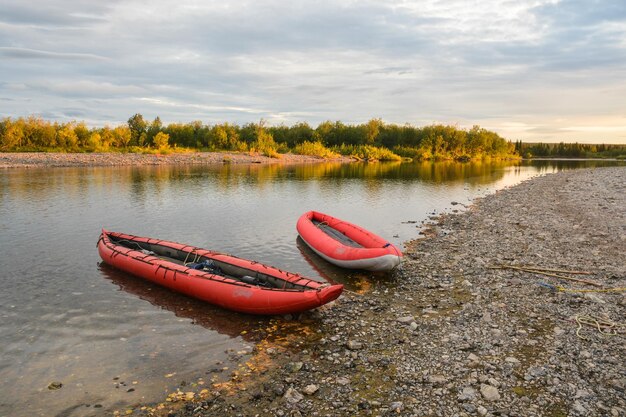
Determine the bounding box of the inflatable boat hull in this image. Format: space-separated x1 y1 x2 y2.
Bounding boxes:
296 211 402 271
98 230 343 315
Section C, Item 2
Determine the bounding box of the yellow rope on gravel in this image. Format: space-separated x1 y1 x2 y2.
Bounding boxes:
575 314 625 340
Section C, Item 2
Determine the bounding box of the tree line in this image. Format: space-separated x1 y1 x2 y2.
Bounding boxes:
1 114 520 161
514 141 626 159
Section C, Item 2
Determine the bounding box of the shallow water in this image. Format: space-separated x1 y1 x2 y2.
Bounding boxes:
0 159 622 416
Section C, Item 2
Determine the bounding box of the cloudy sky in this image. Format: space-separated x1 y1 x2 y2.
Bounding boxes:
1 0 625 143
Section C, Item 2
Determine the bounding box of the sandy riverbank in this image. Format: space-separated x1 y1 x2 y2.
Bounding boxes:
0 151 352 168
131 166 626 417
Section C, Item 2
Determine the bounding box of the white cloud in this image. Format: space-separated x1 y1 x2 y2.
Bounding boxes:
0 47 107 61
137 97 267 115
389 0 561 43
0 0 625 143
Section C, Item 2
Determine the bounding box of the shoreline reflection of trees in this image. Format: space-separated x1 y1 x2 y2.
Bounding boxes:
4 160 623 203
98 263 268 342
123 161 517 191
521 159 614 173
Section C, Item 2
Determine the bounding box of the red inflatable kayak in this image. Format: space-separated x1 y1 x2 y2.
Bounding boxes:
296 211 402 271
97 230 343 315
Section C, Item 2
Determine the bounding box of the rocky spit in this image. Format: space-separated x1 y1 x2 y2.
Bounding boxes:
0 151 350 168
131 166 625 417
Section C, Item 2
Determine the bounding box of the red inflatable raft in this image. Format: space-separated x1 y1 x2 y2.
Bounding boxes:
296 211 403 271
97 230 343 315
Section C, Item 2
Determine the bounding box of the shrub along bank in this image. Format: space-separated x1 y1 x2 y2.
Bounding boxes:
1 115 519 161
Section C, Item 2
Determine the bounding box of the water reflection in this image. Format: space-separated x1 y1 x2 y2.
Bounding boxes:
521 159 621 172
2 160 624 204
296 237 393 294
99 263 268 341
0 161 490 202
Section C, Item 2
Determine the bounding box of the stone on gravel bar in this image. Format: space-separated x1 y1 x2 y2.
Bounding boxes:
397 316 415 324
302 384 319 395
346 340 363 350
283 387 304 404
480 384 501 401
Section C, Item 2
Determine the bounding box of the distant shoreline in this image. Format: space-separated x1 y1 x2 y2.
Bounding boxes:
0 151 352 168
525 157 625 161
2 152 622 169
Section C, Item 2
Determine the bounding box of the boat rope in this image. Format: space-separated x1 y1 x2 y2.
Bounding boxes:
181 247 202 266
113 239 146 251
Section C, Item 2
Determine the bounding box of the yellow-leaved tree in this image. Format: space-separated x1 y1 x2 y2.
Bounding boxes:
153 132 170 151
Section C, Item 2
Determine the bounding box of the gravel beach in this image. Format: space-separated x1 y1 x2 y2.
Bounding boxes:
0 151 350 168
147 166 625 417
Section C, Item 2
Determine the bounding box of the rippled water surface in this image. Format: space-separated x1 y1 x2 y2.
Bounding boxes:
0 159 621 416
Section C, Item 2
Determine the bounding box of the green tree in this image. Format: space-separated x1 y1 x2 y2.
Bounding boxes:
127 113 147 146
239 122 258 146
165 123 195 147
252 122 279 157
146 116 163 146
74 122 91 148
364 118 383 145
